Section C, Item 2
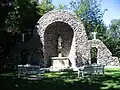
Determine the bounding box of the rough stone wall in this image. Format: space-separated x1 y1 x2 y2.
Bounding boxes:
75 30 88 67
80 39 119 66
36 10 88 67
9 10 119 68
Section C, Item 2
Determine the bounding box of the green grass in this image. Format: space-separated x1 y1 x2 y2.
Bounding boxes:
101 68 120 90
0 68 120 90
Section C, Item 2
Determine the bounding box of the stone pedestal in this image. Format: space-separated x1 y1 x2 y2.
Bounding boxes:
51 57 70 69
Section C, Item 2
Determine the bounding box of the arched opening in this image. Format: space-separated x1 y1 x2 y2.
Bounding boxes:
90 47 97 64
44 22 74 67
21 49 28 65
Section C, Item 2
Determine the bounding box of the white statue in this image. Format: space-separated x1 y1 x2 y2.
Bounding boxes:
58 36 62 57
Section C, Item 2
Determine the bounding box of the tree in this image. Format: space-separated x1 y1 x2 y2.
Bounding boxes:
5 0 40 34
0 0 12 72
108 19 120 39
4 0 54 44
0 0 12 29
56 4 68 11
69 0 107 39
0 0 54 70
5 0 54 34
39 0 54 16
105 19 120 58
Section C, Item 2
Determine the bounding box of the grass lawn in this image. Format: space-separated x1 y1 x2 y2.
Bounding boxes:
0 68 120 90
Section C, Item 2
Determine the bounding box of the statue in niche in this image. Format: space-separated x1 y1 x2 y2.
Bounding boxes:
58 35 62 57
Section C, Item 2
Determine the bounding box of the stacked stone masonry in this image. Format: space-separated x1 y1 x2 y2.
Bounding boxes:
10 10 119 68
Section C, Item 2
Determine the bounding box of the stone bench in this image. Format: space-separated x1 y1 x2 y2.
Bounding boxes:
18 64 44 80
77 64 105 78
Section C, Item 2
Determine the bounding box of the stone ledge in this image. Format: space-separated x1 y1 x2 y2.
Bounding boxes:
51 57 69 60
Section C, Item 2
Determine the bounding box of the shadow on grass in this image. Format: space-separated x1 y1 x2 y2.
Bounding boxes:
0 69 120 90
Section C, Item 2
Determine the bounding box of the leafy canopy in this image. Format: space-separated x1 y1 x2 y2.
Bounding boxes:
69 0 107 38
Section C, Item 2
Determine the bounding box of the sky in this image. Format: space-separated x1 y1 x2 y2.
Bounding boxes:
101 0 120 26
51 0 120 26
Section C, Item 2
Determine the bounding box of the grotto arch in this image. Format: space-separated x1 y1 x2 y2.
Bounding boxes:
81 39 119 66
36 10 88 67
44 21 74 66
9 10 119 69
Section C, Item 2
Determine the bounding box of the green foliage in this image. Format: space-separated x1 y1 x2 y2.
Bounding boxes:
5 0 39 34
108 19 120 38
105 38 119 56
0 0 55 68
5 0 20 34
102 19 120 58
39 0 54 16
105 19 120 58
70 0 107 38
4 0 54 34
0 0 12 28
4 0 54 45
57 4 68 11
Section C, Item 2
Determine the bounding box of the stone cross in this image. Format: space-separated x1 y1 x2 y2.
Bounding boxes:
92 32 97 40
